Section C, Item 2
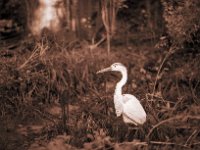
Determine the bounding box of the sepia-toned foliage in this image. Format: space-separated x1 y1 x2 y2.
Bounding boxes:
0 36 200 149
1 0 200 150
161 0 200 45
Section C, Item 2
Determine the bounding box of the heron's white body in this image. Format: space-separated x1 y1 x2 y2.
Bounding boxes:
114 94 146 125
97 62 146 125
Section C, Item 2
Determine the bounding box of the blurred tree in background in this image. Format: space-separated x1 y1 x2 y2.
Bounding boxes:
118 0 164 33
0 0 200 48
0 0 27 40
161 0 200 47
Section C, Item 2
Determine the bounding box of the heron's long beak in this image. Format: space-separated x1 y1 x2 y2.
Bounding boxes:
96 67 111 74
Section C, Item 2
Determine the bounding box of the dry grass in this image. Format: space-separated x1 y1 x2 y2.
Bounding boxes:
0 36 200 150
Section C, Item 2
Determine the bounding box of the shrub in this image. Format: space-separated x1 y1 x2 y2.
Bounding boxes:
161 0 200 45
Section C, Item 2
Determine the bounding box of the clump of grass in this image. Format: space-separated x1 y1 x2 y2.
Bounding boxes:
143 46 200 149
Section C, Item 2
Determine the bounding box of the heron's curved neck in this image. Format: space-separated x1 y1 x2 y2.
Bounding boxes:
114 68 127 96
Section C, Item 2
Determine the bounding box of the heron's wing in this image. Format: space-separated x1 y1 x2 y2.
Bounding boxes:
122 94 146 125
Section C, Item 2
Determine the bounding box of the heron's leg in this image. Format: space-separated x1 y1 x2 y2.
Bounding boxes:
125 125 139 141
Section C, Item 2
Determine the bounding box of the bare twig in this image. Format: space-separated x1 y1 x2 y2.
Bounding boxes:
146 115 200 139
150 141 190 148
185 129 198 146
151 46 177 101
89 36 106 50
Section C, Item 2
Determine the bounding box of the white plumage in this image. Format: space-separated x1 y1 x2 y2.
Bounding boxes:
97 62 146 125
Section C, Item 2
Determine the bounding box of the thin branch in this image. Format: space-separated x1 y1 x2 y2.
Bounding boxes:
150 141 190 148
185 129 198 146
146 115 200 138
151 46 177 101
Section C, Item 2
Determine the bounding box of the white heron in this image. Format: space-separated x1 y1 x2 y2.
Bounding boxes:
97 63 146 126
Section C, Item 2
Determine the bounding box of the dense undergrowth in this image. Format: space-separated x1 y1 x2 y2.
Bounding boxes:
0 36 200 150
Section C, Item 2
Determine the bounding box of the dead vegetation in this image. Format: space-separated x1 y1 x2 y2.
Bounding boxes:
0 34 200 150
0 0 200 149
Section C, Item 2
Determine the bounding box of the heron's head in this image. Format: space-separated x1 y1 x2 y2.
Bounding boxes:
97 62 127 74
